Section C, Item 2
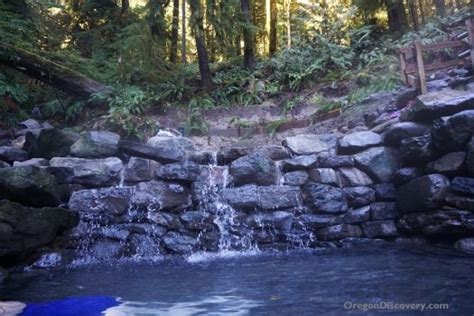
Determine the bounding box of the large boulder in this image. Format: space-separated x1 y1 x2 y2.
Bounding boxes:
397 210 474 238
304 184 348 214
217 145 289 164
343 187 376 208
70 131 120 158
246 211 293 231
315 224 362 241
337 167 373 186
400 88 474 122
362 220 398 238
283 134 335 155
68 187 133 217
132 180 191 212
399 134 435 166
257 186 301 210
425 152 466 176
383 122 431 146
0 200 78 258
455 238 474 254
294 214 342 229
24 128 79 159
337 131 382 155
123 157 160 184
0 146 28 163
280 154 317 172
283 171 309 186
156 161 201 182
396 174 450 213
308 168 340 186
229 151 278 186
0 166 61 207
162 231 198 254
49 157 123 187
449 177 474 195
445 192 474 211
316 154 354 168
119 139 193 164
393 167 424 186
343 206 370 224
354 147 399 183
373 183 396 201
13 158 48 167
431 110 474 153
221 185 258 211
370 202 398 220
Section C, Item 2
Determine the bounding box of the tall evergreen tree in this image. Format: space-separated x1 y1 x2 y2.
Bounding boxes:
189 0 212 87
241 0 255 70
269 0 277 55
170 0 179 63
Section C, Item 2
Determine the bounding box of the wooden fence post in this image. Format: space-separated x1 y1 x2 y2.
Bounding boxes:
415 41 427 94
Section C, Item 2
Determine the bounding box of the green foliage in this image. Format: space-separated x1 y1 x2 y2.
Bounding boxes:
184 97 209 135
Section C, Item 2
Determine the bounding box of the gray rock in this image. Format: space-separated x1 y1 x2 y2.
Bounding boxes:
69 187 133 216
246 211 293 231
316 154 354 168
70 131 120 158
221 185 258 211
445 192 474 211
309 168 340 186
396 174 450 214
281 154 317 171
217 145 289 164
343 187 376 208
42 166 74 184
431 110 474 153
449 177 474 195
147 212 178 229
283 134 333 155
118 139 193 164
362 220 398 238
132 180 191 212
179 211 215 231
50 157 123 187
89 240 125 261
162 231 198 254
0 166 61 207
24 128 79 159
370 202 398 220
257 185 302 210
337 131 382 155
383 122 431 146
283 171 309 186
315 224 362 241
425 152 466 176
354 147 399 183
400 88 474 122
394 88 418 109
294 214 341 229
304 184 348 214
373 183 396 201
455 238 474 254
229 151 278 186
0 161 10 168
343 206 370 224
124 157 160 183
0 200 78 258
467 137 474 176
147 136 195 159
399 134 435 166
394 168 424 186
156 161 201 182
0 146 28 163
13 158 48 167
337 167 373 186
397 210 474 237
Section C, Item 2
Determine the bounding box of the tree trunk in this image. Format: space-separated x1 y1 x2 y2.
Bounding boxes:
121 0 129 13
434 0 446 17
269 0 277 56
241 0 255 71
181 0 187 63
170 0 179 63
189 0 212 88
386 0 407 34
418 0 426 25
0 44 110 99
409 1 420 31
286 0 291 49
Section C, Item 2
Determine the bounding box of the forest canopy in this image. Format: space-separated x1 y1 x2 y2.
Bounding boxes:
0 0 472 136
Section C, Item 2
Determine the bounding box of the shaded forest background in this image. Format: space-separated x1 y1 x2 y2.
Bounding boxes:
0 0 472 137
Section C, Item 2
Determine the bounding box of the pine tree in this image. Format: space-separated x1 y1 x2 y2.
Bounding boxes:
189 0 212 87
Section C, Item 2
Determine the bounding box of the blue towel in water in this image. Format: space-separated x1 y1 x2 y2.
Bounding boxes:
20 296 119 316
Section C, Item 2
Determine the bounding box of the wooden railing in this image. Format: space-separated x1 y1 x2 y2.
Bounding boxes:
400 17 474 94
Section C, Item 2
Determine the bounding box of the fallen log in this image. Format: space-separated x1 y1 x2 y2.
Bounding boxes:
0 43 111 99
